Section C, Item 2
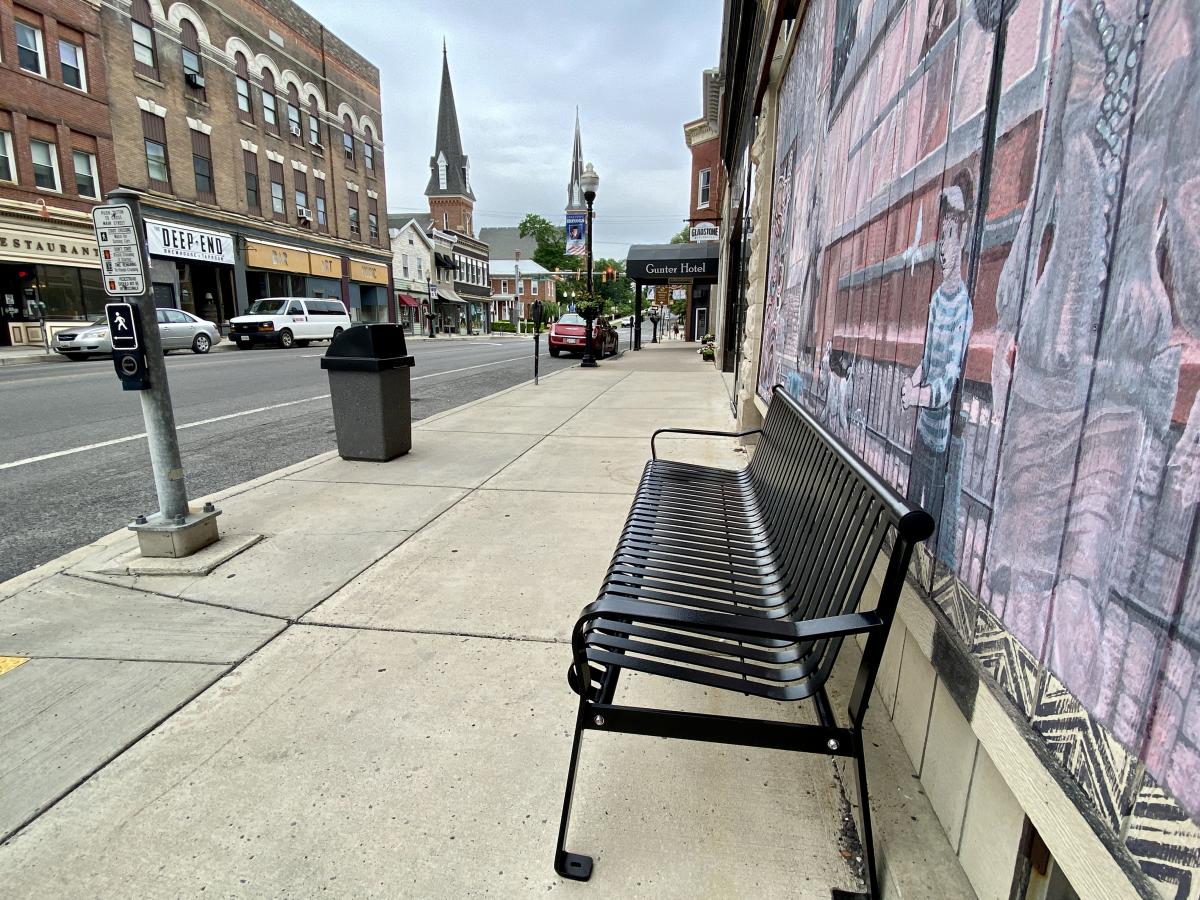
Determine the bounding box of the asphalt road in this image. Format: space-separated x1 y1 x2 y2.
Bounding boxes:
0 334 584 584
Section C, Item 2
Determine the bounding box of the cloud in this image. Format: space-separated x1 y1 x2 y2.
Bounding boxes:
293 0 723 254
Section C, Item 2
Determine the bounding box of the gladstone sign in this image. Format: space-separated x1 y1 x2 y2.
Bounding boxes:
145 218 235 265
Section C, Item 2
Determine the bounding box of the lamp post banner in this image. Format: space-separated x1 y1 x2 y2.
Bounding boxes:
566 212 587 257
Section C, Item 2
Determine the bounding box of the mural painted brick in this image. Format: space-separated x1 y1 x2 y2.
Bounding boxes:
757 0 1200 886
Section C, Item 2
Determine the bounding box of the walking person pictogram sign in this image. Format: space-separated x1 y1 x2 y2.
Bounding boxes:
105 302 140 351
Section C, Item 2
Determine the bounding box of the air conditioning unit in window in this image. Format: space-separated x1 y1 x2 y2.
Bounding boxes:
297 206 312 223
289 122 302 138
185 73 206 89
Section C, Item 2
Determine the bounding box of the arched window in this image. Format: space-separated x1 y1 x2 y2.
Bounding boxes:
342 114 355 168
234 53 253 121
180 21 204 99
130 0 157 78
307 95 321 149
286 84 301 139
261 69 278 133
362 125 374 173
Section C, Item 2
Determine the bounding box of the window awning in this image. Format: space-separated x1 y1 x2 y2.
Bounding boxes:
435 286 469 306
434 252 459 270
396 293 421 308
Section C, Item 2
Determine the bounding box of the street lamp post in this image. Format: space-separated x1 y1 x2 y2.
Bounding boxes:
580 162 599 369
648 305 661 343
426 278 437 338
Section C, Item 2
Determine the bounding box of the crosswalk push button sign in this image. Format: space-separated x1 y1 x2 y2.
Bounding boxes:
106 302 139 351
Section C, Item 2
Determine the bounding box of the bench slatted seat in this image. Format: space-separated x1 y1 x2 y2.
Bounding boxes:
554 386 934 899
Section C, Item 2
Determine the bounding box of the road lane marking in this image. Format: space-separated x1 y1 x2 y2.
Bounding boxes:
0 354 551 470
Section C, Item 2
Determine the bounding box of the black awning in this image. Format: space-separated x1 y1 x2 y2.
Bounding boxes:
626 241 720 282
435 252 459 270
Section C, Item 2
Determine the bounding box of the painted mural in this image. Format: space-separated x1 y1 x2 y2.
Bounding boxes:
759 0 1200 887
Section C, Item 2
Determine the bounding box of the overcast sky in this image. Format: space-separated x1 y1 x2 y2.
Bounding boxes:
294 0 723 257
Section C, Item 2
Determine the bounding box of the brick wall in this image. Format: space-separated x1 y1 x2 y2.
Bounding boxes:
0 0 115 213
688 135 720 226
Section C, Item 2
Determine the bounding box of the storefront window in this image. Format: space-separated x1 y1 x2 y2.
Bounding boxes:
38 265 88 319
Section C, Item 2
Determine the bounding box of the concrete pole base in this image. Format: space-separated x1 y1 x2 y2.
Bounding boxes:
129 506 221 558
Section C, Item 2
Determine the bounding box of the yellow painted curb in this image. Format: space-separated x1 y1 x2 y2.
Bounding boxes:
0 657 29 677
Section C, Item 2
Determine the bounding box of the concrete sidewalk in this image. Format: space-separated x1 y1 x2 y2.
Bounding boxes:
0 344 970 898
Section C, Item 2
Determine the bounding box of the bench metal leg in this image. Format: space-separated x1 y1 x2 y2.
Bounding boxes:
554 699 594 881
852 732 880 900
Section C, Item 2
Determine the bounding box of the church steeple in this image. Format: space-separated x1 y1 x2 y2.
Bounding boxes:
566 107 585 213
426 43 475 234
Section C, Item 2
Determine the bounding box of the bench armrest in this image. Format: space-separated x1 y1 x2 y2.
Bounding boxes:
575 595 882 644
651 427 762 460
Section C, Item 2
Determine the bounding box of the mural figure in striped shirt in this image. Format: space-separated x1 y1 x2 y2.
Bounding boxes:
901 171 975 564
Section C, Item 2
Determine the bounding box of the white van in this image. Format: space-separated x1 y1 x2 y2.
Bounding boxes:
229 297 351 349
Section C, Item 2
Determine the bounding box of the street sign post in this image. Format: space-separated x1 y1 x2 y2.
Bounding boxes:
89 190 219 557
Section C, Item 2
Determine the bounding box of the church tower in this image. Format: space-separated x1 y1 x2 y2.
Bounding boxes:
426 43 475 235
566 107 585 216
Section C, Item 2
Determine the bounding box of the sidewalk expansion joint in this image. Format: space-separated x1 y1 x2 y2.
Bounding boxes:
62 572 292 622
301 620 568 645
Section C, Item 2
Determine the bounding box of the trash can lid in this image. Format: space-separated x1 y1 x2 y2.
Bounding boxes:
321 323 415 372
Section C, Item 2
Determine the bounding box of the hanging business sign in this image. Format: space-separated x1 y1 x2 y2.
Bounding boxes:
145 218 235 265
689 223 720 242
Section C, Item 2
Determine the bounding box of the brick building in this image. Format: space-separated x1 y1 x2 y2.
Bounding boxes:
489 254 556 324
0 0 118 346
683 67 721 230
99 0 392 328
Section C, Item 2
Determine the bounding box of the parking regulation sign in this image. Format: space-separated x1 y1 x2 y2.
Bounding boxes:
92 204 146 296
105 302 139 351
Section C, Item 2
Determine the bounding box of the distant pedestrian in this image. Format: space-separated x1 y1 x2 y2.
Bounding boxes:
673 322 680 341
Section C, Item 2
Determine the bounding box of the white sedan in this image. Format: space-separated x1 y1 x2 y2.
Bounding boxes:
54 308 221 360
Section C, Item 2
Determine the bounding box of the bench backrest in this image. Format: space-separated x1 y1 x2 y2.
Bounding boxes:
749 387 934 724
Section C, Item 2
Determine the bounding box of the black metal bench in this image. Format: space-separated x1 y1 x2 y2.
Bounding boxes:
553 386 934 898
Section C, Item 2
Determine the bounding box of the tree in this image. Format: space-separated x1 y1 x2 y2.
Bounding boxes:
593 257 633 314
669 224 690 244
518 213 581 274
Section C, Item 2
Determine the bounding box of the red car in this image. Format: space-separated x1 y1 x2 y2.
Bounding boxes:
548 314 618 358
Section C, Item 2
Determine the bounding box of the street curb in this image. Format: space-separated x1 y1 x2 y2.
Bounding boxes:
0 361 578 600
0 352 65 367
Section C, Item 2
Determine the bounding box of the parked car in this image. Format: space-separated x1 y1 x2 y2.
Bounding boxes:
54 308 221 360
548 313 619 358
229 297 351 350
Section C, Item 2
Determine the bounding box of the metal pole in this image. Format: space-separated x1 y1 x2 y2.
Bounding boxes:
109 189 189 521
581 196 596 367
633 279 643 351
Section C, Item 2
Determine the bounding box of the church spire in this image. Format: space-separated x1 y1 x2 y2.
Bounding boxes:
426 43 473 201
566 107 585 213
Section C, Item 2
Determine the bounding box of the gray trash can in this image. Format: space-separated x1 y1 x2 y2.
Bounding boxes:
320 324 415 461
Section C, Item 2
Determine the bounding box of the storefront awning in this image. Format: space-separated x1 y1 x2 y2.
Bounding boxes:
626 241 720 282
435 287 469 306
396 294 421 308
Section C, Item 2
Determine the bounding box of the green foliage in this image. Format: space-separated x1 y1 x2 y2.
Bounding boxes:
573 290 606 322
669 224 690 244
518 214 581 274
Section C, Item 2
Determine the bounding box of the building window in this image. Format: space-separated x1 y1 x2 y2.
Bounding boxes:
30 139 60 191
501 279 508 294
191 130 214 203
235 53 253 120
363 130 374 173
437 151 447 190
15 19 45 76
698 168 711 208
269 160 285 219
243 149 259 214
315 178 327 230
73 150 98 198
59 39 86 91
348 190 360 236
141 110 170 191
308 98 320 149
131 0 157 78
0 132 14 183
294 169 309 221
287 86 302 140
342 115 355 168
368 197 379 242
181 21 205 100
261 70 278 132
531 279 538 296
417 259 423 280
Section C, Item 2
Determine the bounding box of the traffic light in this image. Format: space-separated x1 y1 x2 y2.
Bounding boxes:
606 266 615 282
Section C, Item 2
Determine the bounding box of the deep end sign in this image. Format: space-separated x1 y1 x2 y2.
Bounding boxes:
145 218 235 265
